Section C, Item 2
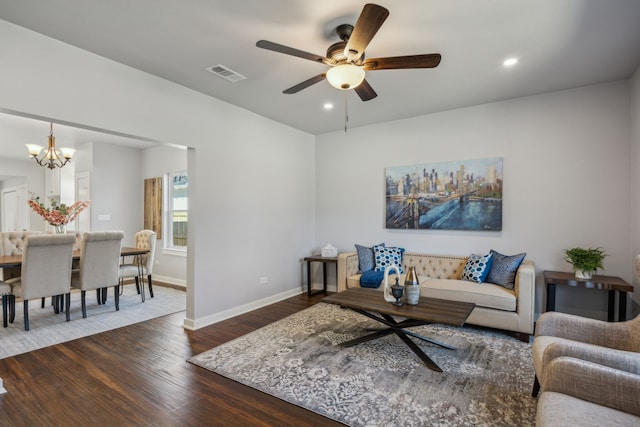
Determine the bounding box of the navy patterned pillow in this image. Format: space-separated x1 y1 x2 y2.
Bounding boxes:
355 243 385 273
373 245 405 274
462 253 493 283
485 250 526 289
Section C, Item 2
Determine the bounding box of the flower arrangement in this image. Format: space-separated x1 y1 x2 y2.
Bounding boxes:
28 194 90 229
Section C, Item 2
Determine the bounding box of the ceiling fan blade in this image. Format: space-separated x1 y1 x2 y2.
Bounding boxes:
345 4 389 63
256 40 331 65
363 54 442 70
354 79 377 101
283 73 327 94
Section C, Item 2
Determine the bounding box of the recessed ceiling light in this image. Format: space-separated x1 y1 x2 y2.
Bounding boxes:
503 57 519 67
323 103 334 110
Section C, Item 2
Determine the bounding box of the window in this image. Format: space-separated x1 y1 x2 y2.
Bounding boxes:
166 171 188 250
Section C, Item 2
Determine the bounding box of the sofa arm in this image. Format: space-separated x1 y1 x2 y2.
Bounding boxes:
542 357 640 417
337 252 359 293
514 259 535 334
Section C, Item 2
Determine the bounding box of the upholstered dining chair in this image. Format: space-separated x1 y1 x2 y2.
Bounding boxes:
71 231 124 318
531 311 640 396
6 234 75 330
119 230 157 301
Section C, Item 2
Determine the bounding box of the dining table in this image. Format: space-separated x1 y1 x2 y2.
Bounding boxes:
0 247 149 268
0 247 150 326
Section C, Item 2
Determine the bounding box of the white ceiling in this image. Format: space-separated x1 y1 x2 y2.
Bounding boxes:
0 0 640 152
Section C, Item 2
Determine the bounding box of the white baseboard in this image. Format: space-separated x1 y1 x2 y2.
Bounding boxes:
0 377 6 394
152 274 186 288
183 287 304 330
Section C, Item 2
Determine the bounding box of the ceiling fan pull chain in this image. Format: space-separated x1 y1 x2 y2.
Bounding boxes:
344 92 349 132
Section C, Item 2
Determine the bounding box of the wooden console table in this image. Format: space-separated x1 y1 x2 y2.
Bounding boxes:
304 255 338 296
543 270 634 321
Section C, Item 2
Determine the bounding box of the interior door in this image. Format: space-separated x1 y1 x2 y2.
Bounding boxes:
16 184 29 231
1 188 17 231
76 172 91 232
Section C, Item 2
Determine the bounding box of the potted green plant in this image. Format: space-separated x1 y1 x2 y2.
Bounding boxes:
563 247 607 279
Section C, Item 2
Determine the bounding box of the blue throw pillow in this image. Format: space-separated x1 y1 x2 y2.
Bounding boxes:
373 245 405 274
485 250 526 289
355 243 385 273
462 253 493 283
360 269 390 288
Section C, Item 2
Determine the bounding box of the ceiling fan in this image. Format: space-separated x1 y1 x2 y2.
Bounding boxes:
256 3 441 101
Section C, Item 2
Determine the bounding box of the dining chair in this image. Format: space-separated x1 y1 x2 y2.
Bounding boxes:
6 234 75 331
119 230 157 301
71 231 124 318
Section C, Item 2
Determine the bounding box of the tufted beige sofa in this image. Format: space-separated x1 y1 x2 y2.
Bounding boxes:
337 251 536 337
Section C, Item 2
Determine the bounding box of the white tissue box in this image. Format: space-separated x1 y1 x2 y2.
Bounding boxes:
321 243 338 257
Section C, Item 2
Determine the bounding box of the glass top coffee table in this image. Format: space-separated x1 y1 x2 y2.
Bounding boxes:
322 287 475 372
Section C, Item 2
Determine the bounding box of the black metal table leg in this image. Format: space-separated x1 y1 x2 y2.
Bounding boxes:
619 292 627 321
607 290 615 322
546 282 556 312
306 259 312 296
341 308 454 372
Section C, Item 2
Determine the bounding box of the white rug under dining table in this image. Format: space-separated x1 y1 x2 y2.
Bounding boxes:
0 284 185 359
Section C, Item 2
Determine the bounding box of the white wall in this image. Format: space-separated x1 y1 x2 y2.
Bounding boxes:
0 19 316 328
89 142 143 244
142 145 188 286
631 65 640 315
316 81 632 321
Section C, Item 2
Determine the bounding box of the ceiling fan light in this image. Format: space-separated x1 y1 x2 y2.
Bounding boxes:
326 64 365 90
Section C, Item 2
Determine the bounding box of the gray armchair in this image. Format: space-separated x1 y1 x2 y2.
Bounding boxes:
6 234 75 330
536 356 640 426
532 311 640 396
71 231 124 318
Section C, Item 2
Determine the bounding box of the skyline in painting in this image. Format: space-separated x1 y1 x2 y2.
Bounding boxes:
385 157 503 230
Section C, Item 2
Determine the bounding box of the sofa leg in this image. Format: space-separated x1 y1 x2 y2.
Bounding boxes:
515 332 531 343
532 375 540 397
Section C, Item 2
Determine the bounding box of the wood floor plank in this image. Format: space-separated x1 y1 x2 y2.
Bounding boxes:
0 292 342 427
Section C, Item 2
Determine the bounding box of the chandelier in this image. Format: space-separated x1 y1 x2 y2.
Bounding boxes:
25 123 76 169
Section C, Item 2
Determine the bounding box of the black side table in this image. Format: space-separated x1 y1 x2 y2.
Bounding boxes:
304 255 338 296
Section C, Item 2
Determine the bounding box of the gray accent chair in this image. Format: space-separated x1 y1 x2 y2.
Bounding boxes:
536 356 640 426
6 234 75 330
532 311 640 396
119 230 157 301
71 231 124 318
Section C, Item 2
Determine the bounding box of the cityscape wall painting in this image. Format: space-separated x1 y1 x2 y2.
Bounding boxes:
385 157 503 231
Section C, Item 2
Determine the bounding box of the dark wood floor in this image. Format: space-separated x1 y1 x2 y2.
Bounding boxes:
0 292 343 427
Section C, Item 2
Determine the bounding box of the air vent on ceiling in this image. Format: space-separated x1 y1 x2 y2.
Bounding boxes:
205 64 246 83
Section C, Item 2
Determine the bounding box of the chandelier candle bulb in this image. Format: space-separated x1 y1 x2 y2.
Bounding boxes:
405 266 420 305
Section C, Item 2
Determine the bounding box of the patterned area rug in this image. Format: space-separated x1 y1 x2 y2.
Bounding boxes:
190 302 536 426
0 285 185 359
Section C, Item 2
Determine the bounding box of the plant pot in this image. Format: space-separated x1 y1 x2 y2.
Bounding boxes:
574 269 593 280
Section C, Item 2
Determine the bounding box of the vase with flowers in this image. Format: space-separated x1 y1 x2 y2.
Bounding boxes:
28 194 90 233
